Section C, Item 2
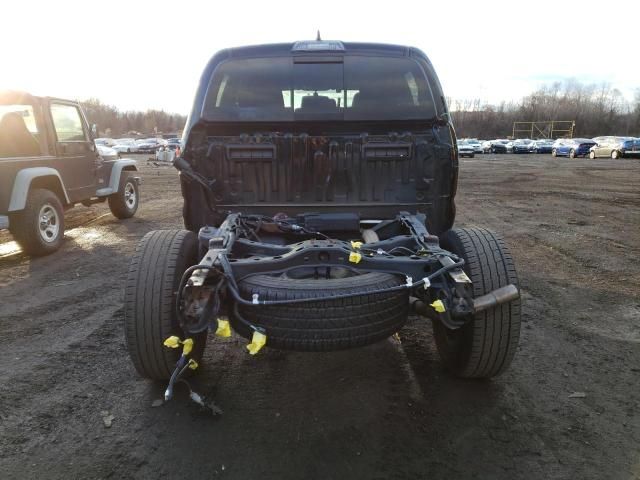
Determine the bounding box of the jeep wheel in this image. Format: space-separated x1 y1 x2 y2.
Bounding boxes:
108 173 139 219
232 271 409 352
9 188 65 256
433 227 521 378
124 230 207 380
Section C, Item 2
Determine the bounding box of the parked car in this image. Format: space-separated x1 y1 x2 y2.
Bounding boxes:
552 138 596 158
96 144 120 160
0 91 141 255
112 138 139 154
124 39 521 390
136 138 165 153
490 141 508 154
512 139 535 154
481 140 493 153
94 137 116 147
532 139 554 154
464 138 483 154
590 136 640 159
457 141 475 158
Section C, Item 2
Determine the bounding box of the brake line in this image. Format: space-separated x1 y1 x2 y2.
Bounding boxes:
224 259 464 306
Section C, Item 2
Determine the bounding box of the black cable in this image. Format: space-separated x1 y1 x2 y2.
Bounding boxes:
232 302 266 334
225 259 464 307
388 246 418 256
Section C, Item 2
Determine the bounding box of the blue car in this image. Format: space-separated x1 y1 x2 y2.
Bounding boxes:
512 139 535 153
552 138 596 158
532 139 554 154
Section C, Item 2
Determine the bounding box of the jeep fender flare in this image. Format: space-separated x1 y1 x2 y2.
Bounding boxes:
8 167 70 212
106 159 138 193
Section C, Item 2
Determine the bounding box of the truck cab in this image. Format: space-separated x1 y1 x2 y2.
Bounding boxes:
0 91 141 255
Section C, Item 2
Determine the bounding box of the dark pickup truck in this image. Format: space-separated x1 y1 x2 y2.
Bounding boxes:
123 41 521 396
0 91 140 255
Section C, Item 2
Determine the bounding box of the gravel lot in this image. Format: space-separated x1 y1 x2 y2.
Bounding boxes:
0 153 638 479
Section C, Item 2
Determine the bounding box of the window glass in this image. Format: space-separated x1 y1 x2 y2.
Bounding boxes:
293 62 343 120
203 55 437 121
344 56 436 120
204 57 292 121
0 105 42 157
51 104 86 141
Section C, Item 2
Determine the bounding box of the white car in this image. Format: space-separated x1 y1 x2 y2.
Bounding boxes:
94 137 116 147
136 138 167 153
112 138 139 154
457 141 475 158
464 138 483 154
96 144 119 160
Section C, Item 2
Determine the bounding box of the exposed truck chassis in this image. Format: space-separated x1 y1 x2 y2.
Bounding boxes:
123 40 522 400
177 212 518 338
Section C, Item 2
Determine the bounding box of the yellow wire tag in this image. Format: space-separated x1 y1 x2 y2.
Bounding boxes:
215 319 231 338
349 251 362 264
430 300 446 313
246 331 267 355
188 359 199 370
350 241 363 249
163 336 181 349
182 338 194 356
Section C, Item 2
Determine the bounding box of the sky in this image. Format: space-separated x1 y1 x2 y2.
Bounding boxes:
1 0 638 114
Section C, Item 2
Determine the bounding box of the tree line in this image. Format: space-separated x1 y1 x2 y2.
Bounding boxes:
81 79 640 140
81 98 187 138
449 80 640 139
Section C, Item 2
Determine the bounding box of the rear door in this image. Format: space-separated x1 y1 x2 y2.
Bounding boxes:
49 101 96 201
599 137 612 156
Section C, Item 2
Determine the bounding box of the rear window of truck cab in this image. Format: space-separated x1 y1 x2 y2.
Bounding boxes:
203 56 438 122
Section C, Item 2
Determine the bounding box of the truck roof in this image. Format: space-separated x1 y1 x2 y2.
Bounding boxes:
220 41 417 59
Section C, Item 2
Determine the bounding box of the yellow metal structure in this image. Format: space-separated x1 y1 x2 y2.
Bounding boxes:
512 121 575 139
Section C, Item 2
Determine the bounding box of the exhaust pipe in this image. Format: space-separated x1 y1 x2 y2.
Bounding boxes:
472 284 519 313
410 284 519 318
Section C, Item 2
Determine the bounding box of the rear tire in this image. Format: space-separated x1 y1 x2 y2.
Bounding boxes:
433 227 521 378
589 151 596 159
611 150 620 159
233 272 409 351
9 188 64 256
124 230 207 380
569 149 576 158
551 149 557 157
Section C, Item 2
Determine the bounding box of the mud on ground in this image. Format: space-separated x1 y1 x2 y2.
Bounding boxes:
0 154 638 479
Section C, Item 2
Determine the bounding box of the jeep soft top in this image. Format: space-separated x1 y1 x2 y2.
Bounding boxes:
124 41 521 401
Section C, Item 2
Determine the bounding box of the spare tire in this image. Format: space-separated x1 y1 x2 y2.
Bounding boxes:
231 271 409 351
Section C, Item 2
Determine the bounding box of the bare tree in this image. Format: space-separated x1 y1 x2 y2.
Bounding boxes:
81 99 187 137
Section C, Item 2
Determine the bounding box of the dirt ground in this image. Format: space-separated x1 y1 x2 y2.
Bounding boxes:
0 153 638 480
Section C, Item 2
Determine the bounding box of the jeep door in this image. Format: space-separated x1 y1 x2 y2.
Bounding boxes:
49 102 96 202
